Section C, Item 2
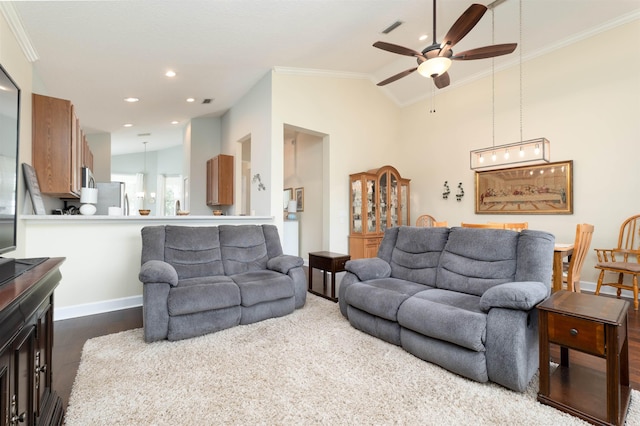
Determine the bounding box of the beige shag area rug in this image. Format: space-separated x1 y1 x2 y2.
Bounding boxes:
66 294 639 425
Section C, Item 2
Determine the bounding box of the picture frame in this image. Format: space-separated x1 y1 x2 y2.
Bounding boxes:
295 187 304 212
22 163 47 215
475 160 573 214
283 187 293 210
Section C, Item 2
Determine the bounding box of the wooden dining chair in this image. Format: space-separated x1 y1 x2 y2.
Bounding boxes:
416 214 437 227
461 223 505 229
562 223 595 292
594 214 640 310
489 222 529 231
433 221 448 227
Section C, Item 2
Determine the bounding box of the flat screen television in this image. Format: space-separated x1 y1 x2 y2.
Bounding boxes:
0 63 21 282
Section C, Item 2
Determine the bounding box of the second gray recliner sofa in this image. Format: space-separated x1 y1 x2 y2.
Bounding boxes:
339 226 554 392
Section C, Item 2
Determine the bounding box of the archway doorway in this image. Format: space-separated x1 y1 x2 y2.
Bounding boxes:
283 124 326 260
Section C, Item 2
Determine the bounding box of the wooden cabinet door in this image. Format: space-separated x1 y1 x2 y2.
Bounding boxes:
33 302 53 422
32 94 79 198
10 327 34 426
0 347 9 426
207 155 233 206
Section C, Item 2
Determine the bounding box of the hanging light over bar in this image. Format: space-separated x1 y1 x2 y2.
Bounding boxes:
470 137 550 170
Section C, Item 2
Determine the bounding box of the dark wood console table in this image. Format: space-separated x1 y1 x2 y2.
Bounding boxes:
0 257 65 425
308 251 350 302
537 290 630 426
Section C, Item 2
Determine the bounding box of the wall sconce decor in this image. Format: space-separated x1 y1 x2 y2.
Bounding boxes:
442 181 450 200
252 174 266 191
456 182 465 202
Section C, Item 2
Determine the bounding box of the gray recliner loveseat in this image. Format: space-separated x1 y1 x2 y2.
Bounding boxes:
139 224 306 342
339 226 554 392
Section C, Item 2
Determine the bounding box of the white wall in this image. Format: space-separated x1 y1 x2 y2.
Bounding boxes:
221 72 273 218
272 71 401 254
398 20 640 291
86 132 111 182
188 116 222 215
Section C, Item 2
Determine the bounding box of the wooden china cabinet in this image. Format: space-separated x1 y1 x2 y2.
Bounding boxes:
349 165 410 259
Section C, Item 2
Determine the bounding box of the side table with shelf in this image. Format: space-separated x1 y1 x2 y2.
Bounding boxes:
308 251 350 302
537 290 630 426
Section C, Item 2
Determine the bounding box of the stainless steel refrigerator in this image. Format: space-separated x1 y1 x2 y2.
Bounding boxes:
96 182 129 215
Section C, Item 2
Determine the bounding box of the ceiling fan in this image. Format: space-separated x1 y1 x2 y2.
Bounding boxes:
373 1 517 89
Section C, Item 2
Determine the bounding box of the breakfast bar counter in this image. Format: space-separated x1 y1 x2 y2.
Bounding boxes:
21 215 275 320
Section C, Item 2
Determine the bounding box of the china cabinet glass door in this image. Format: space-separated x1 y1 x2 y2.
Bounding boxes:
366 178 376 233
351 178 362 234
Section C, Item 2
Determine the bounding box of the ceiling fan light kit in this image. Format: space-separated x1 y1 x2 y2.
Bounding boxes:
373 1 517 89
417 57 451 78
470 138 550 171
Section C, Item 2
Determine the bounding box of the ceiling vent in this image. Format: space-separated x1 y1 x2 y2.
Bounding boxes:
381 20 403 34
137 133 151 137
202 98 213 104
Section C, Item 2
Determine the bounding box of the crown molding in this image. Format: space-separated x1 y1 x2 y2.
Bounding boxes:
0 2 39 62
273 66 368 81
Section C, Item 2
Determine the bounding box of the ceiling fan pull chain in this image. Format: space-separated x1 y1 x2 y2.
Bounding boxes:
519 0 524 142
430 85 436 113
491 9 495 148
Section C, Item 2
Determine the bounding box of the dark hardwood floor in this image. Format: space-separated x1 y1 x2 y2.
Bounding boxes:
53 289 640 413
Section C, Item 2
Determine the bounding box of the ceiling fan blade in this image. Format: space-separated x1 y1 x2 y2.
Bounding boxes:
439 4 487 56
377 67 418 86
452 43 517 60
373 41 423 58
433 72 450 89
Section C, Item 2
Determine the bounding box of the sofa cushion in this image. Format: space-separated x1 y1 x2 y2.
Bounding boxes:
164 226 224 279
344 278 430 322
436 227 519 296
397 289 486 352
230 270 294 307
219 225 269 275
168 278 240 316
389 226 450 286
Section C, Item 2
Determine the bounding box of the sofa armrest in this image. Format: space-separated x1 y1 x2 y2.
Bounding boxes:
479 281 548 312
267 255 304 274
139 260 179 286
345 258 391 281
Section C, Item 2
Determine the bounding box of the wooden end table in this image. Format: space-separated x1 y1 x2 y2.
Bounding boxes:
308 251 350 302
537 290 630 426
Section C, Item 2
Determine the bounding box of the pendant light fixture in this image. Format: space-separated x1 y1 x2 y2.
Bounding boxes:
470 0 550 171
136 141 156 206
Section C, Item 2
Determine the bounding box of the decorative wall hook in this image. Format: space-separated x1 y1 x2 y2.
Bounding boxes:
456 182 465 202
442 181 450 200
252 174 266 191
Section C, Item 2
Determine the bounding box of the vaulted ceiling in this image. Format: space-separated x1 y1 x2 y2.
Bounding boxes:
7 1 639 155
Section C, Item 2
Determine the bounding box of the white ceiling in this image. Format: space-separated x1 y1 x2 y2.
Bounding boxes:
8 0 640 155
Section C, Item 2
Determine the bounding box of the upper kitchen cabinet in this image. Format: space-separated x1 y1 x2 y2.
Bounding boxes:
206 154 234 206
32 94 93 198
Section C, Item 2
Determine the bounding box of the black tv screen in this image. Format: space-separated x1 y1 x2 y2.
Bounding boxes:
0 64 20 255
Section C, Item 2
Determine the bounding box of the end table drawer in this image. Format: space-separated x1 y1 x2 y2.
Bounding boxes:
548 312 605 356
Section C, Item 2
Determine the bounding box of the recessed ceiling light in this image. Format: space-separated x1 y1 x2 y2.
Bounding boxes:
186 97 195 103
124 97 139 103
419 34 429 41
123 123 133 127
165 70 176 77
171 120 179 125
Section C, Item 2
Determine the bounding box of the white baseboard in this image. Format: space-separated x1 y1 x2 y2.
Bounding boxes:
54 295 143 321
